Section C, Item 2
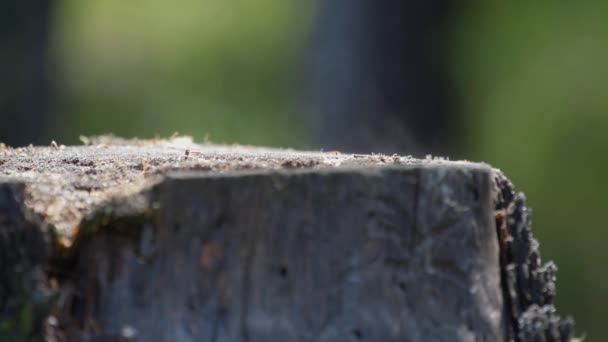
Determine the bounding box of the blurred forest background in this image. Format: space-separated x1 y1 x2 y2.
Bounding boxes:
1 0 607 340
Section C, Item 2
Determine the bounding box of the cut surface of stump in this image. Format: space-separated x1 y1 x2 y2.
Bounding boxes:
0 137 575 341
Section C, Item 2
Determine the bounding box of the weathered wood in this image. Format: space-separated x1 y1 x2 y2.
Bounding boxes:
0 183 52 341
0 137 575 341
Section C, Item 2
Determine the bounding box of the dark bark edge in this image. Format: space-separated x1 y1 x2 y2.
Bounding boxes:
492 171 577 342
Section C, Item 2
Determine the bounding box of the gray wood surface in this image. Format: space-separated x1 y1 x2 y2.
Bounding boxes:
0 138 575 341
69 166 502 341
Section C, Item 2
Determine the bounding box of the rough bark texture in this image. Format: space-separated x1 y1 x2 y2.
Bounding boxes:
0 137 575 341
493 173 575 341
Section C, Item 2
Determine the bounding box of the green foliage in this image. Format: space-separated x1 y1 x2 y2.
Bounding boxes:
51 0 314 147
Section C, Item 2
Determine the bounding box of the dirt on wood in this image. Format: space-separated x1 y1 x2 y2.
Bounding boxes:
0 136 462 245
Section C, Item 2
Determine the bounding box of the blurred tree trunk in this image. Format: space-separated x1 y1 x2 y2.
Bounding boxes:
310 0 457 157
0 0 53 147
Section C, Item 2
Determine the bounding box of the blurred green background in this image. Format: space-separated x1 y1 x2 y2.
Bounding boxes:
452 2 608 339
3 0 607 339
50 0 312 147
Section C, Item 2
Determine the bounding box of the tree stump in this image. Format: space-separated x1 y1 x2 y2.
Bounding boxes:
0 137 575 341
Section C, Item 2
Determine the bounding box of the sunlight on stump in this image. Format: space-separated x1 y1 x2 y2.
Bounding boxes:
0 137 575 341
